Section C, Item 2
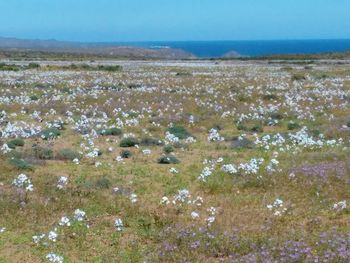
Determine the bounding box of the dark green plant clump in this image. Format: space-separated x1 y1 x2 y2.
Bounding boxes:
140 137 164 146
98 128 122 136
287 121 301 130
33 146 54 160
163 144 174 154
9 158 33 170
95 177 111 189
7 138 25 149
167 125 191 139
120 150 132 158
40 128 61 140
56 148 81 161
158 155 180 164
120 137 139 147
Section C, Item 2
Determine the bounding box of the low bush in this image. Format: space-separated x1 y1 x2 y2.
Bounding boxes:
163 144 174 154
120 137 139 147
287 121 301 130
120 150 132 158
40 128 61 140
158 155 180 164
33 146 54 160
98 128 122 136
167 125 191 139
56 148 81 161
9 158 33 170
141 137 164 146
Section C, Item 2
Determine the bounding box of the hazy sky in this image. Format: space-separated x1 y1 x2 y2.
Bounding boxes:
0 0 349 42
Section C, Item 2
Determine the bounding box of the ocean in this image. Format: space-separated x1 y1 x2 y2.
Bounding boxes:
116 39 350 58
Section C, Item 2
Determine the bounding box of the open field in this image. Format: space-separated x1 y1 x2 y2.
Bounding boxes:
0 59 349 262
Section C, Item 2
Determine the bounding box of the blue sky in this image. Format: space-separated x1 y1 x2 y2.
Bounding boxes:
0 0 349 42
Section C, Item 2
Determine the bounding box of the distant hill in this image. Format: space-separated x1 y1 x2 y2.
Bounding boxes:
0 37 196 59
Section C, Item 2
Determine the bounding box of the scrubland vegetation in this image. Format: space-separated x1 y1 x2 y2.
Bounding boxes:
0 59 349 262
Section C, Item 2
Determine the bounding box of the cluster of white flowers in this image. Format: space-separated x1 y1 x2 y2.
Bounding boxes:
129 193 138 203
74 209 86 221
59 216 71 227
1 143 12 154
169 167 179 174
221 164 237 174
165 131 180 144
48 229 58 242
161 189 203 207
198 158 223 181
57 176 68 190
333 200 347 211
12 174 33 192
191 211 200 220
33 228 58 244
142 149 151 155
267 198 287 216
207 128 224 142
46 253 63 263
206 207 217 227
114 218 124 231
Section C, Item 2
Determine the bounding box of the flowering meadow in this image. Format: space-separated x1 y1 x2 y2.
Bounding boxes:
0 60 349 262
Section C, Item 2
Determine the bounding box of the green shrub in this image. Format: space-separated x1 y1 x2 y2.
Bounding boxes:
9 158 33 170
40 128 61 140
120 150 132 158
287 121 301 130
262 94 279 100
158 155 180 164
95 177 111 189
28 63 40 69
7 138 25 149
291 73 306 81
250 124 263 133
98 127 122 136
29 95 39 101
56 148 81 161
120 137 139 147
231 137 254 149
163 144 174 154
140 137 164 146
33 146 53 160
167 125 191 139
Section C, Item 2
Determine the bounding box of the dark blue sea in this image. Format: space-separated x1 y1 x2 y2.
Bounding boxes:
114 39 350 58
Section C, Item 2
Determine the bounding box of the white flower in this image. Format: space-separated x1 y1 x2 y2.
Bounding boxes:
129 193 138 203
59 216 71 227
46 253 63 263
48 230 58 242
115 156 124 162
1 143 12 154
208 128 224 142
221 164 237 174
160 196 170 205
12 174 33 192
73 209 86 221
72 158 80 164
169 167 178 174
191 211 200 220
207 216 216 226
115 218 123 231
32 234 45 244
57 176 68 190
0 227 6 233
333 200 347 211
142 149 151 155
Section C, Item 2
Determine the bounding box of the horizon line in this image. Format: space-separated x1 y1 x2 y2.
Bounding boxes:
1 35 350 44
